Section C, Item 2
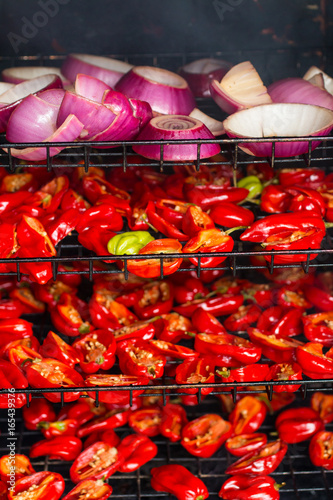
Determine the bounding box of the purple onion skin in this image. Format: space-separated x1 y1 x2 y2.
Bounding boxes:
179 66 230 98
269 78 333 110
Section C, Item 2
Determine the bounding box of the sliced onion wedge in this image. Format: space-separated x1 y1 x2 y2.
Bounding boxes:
269 78 333 111
189 108 225 136
179 58 232 97
1 66 70 86
0 74 63 133
210 61 272 115
304 66 333 95
75 73 111 103
133 115 220 161
61 53 133 87
115 66 196 115
223 103 333 157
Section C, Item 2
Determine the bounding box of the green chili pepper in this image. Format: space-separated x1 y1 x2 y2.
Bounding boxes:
107 231 155 255
237 175 263 199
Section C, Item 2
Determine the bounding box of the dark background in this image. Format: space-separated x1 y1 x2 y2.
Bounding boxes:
0 0 332 83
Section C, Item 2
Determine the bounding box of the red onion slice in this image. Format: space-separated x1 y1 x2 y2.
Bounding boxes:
189 108 225 136
38 89 66 106
0 82 14 95
2 66 70 86
133 115 220 161
304 66 333 95
129 98 153 129
75 73 111 103
0 74 63 133
115 66 196 115
268 78 333 110
210 61 272 115
223 103 333 157
179 58 232 97
61 54 133 87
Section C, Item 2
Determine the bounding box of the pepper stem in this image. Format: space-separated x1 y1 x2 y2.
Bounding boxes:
325 222 333 229
225 226 248 235
185 331 196 337
216 369 231 378
274 482 286 491
196 496 205 500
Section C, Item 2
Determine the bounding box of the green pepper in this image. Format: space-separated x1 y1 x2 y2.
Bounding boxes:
107 231 155 255
237 176 263 199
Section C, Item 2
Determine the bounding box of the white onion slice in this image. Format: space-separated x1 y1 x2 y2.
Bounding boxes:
269 78 333 111
179 58 232 97
304 66 333 95
223 103 333 157
2 66 70 86
189 108 225 136
133 115 220 161
61 54 133 87
0 74 62 133
210 61 272 115
115 66 196 115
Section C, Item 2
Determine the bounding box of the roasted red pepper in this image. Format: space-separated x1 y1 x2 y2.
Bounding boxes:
155 198 190 229
225 433 268 457
175 356 215 396
149 339 199 359
311 392 333 424
266 362 302 392
192 308 226 335
0 455 35 482
181 414 232 457
34 280 76 308
278 168 325 187
275 407 324 443
174 277 209 304
184 181 248 209
111 320 155 343
82 175 131 216
286 185 326 216
76 204 124 233
89 289 138 331
146 200 189 241
183 228 234 268
151 464 209 500
62 479 113 500
117 338 166 379
128 406 163 437
38 418 80 439
210 202 254 228
195 333 262 365
295 342 333 379
72 329 116 373
0 359 30 408
275 287 310 310
117 434 158 472
70 441 123 483
77 408 131 438
182 204 215 236
304 285 333 312
154 312 192 343
223 304 261 332
8 471 65 500
29 436 83 461
0 318 33 348
85 374 149 405
40 331 82 368
160 403 188 442
248 328 304 363
219 475 282 500
174 293 244 318
303 311 333 346
216 364 270 386
8 344 42 372
229 396 267 435
23 397 56 430
270 309 303 338
309 431 333 470
51 293 93 337
225 440 287 475
260 184 291 214
133 280 173 319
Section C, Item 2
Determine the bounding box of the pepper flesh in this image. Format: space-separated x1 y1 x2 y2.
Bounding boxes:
151 464 209 500
181 413 232 457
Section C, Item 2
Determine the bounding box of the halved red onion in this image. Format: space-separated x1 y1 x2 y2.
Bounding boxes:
133 115 220 161
75 73 111 103
189 108 225 136
115 66 196 115
2 66 70 86
223 103 333 157
38 88 66 106
210 61 272 115
61 54 133 87
304 66 333 95
129 98 153 129
269 78 333 110
179 58 232 97
0 74 63 133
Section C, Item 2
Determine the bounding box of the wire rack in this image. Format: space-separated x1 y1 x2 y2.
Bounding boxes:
0 400 332 500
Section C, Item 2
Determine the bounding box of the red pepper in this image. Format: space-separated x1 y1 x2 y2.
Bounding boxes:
260 184 291 213
275 407 324 443
174 277 209 304
216 364 270 386
0 191 36 217
34 280 76 308
38 175 70 213
223 304 261 332
126 238 183 279
111 320 155 342
181 413 232 457
257 306 285 332
17 215 56 256
133 280 173 319
151 464 209 500
183 228 234 268
174 293 244 318
266 362 302 392
209 202 254 228
229 396 267 435
295 342 333 379
39 331 82 368
117 338 166 379
160 403 188 442
8 471 65 500
0 455 35 482
89 289 137 331
0 319 33 348
304 285 333 312
0 298 27 318
149 339 199 359
248 328 304 363
154 312 193 343
155 198 190 229
219 475 282 500
302 311 333 346
77 408 131 438
0 359 30 408
72 329 116 374
38 419 80 439
184 181 248 209
45 208 80 245
82 175 131 216
309 431 333 470
270 308 303 338
311 392 333 424
117 434 158 472
225 440 287 475
286 185 326 216
23 398 56 430
175 356 215 396
76 204 124 233
278 167 325 187
60 188 90 213
192 308 226 334
62 479 113 500
275 287 311 310
85 374 149 405
128 406 163 437
70 441 123 483
195 333 262 365
225 433 268 457
78 226 117 258
146 200 189 241
26 358 85 403
29 436 83 461
51 292 93 337
241 283 274 308
182 205 215 236
9 285 45 314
